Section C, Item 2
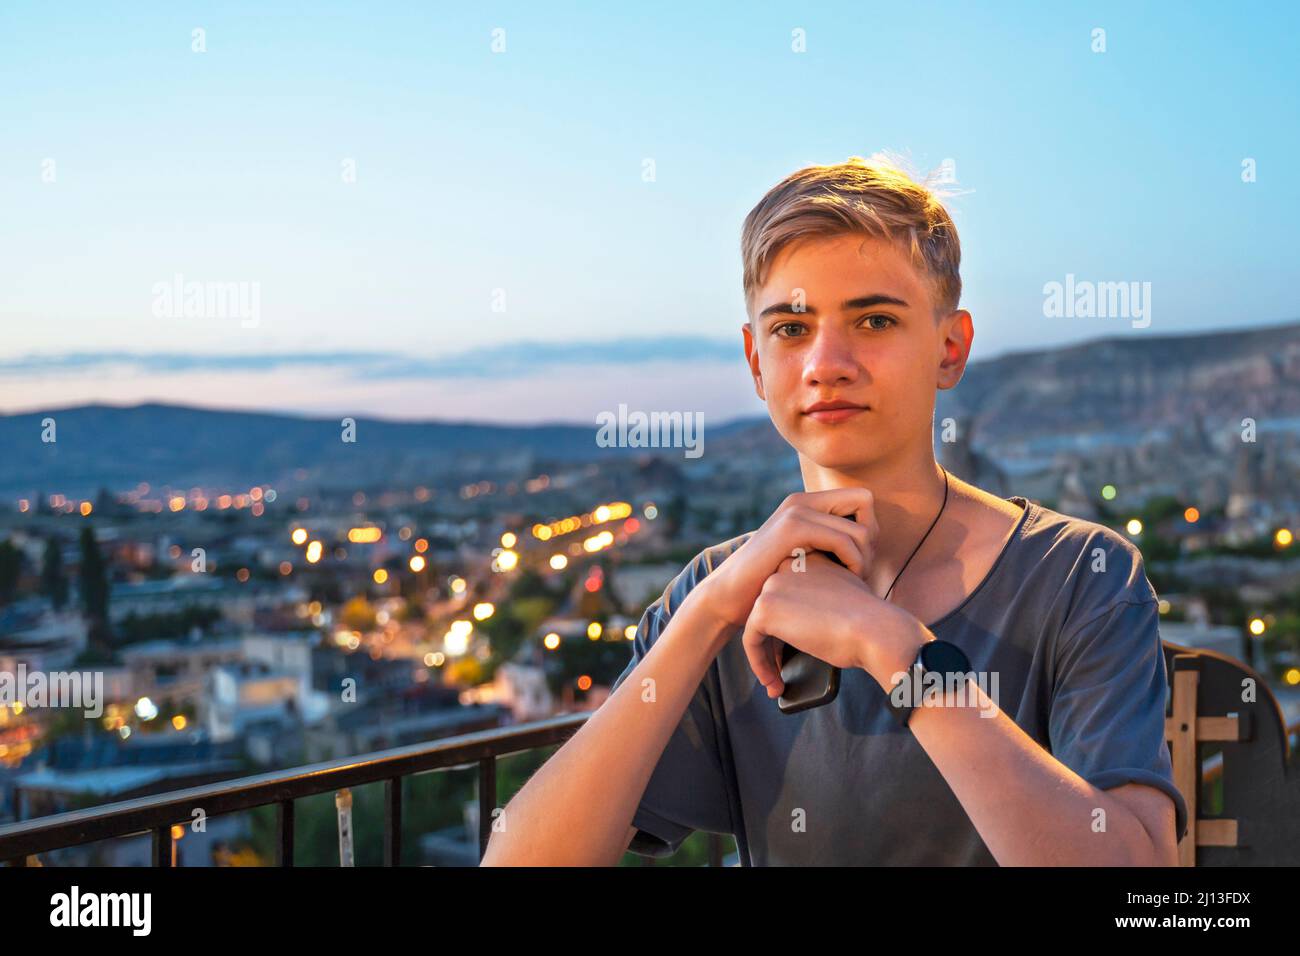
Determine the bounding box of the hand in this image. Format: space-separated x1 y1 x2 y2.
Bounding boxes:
694 488 879 631
740 552 927 698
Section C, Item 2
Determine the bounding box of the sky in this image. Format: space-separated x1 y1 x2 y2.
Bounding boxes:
1 1 1296 424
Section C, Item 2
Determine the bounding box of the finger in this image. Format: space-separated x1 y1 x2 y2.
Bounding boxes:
741 607 782 695
783 487 875 526
770 636 786 698
778 510 870 578
802 509 877 578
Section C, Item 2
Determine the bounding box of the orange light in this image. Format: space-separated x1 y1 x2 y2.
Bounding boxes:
1184 507 1200 523
79 501 93 516
348 527 383 543
278 561 292 576
169 496 186 512
577 675 592 691
414 538 429 553
305 541 323 564
373 568 389 584
409 555 426 573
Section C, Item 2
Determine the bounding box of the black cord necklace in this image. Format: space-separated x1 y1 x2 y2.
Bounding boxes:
882 465 949 603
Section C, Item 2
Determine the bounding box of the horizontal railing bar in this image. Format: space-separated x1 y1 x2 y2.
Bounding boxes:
0 712 588 861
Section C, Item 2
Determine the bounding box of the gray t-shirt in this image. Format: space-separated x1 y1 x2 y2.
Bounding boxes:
610 495 1189 865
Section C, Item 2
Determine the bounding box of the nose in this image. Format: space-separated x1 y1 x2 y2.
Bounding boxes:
802 324 861 389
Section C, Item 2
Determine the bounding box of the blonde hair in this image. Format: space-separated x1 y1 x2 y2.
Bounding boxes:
740 153 962 319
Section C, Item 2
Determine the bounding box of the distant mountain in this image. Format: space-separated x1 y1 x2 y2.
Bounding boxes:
935 320 1300 441
0 402 768 497
3 320 1298 497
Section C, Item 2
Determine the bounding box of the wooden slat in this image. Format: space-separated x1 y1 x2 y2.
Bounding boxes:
1196 819 1238 847
1165 715 1239 743
1170 664 1200 867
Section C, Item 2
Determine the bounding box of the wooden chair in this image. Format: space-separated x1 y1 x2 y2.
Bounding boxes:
1162 641 1299 865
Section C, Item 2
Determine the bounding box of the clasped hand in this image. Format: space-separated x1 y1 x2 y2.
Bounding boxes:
694 488 925 698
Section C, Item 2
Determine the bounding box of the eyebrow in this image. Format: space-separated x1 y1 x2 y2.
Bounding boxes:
757 293 910 320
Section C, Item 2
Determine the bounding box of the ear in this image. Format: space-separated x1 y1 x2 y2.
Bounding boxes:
741 321 766 402
936 309 973 391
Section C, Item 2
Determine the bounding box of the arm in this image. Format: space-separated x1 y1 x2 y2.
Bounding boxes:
481 582 732 866
862 618 1179 867
740 553 1181 866
483 487 880 866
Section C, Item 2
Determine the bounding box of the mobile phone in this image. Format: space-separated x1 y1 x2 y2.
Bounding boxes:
776 550 845 715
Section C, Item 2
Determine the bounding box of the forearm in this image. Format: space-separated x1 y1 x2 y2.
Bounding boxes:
865 623 1167 865
907 689 1165 864
481 583 732 866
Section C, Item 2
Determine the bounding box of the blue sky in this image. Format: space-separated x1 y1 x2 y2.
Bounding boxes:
1 1 1295 422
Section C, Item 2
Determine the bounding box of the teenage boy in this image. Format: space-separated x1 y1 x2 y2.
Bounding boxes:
482 155 1186 866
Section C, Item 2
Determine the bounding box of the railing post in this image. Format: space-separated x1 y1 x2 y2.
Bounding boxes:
707 833 723 867
335 789 355 866
478 756 496 860
384 778 402 866
277 799 295 867
152 826 172 867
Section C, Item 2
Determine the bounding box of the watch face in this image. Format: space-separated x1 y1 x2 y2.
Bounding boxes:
919 639 971 675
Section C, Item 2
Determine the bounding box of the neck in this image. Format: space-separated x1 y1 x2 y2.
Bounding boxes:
798 443 949 590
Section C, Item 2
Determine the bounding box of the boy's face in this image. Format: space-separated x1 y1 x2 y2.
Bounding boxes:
742 232 970 476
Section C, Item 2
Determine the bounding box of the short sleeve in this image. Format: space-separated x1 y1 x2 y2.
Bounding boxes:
1048 594 1189 844
609 555 735 857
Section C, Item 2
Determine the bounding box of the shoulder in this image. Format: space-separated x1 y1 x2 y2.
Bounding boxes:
1022 499 1158 636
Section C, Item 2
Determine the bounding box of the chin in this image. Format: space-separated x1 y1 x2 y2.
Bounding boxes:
793 428 883 471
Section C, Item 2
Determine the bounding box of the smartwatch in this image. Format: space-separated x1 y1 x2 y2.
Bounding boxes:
887 638 973 728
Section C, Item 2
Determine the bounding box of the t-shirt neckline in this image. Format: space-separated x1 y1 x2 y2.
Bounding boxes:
924 495 1038 631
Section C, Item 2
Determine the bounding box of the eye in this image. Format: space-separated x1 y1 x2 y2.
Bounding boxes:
862 313 897 330
771 320 807 338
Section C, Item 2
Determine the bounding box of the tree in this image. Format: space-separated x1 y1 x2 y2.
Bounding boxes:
78 526 111 625
41 537 69 610
0 540 22 605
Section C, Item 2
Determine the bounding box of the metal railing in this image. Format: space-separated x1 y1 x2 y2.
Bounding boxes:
7 705 1286 867
0 713 594 866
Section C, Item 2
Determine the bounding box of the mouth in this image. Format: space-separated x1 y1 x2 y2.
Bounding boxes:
802 400 870 424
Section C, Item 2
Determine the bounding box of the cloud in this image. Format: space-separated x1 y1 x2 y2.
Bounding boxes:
0 338 740 381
